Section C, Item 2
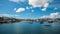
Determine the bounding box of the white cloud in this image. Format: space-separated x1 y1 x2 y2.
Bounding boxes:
0 14 10 17
31 10 34 12
14 8 17 11
54 7 58 10
41 3 49 11
9 0 26 3
9 0 53 12
41 12 60 18
44 3 49 8
26 6 33 10
26 7 29 9
16 8 25 12
29 0 52 7
50 12 60 18
14 14 19 16
28 0 53 11
41 8 46 11
40 15 49 18
0 14 19 18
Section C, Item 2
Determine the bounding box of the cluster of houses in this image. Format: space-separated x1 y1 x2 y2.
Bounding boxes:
0 16 60 24
0 17 20 23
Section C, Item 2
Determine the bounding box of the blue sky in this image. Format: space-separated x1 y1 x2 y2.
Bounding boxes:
0 0 60 19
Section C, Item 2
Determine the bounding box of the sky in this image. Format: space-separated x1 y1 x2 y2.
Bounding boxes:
0 0 60 19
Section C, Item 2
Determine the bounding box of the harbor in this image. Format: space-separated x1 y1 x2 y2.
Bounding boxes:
0 17 60 24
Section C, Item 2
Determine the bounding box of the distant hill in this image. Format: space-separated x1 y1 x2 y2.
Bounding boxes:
0 16 60 24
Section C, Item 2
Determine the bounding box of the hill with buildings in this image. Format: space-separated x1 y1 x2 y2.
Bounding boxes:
0 16 60 24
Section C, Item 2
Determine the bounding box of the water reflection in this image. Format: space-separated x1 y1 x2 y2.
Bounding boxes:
0 22 60 34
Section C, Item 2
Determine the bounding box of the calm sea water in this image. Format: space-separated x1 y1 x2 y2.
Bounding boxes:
0 22 60 34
